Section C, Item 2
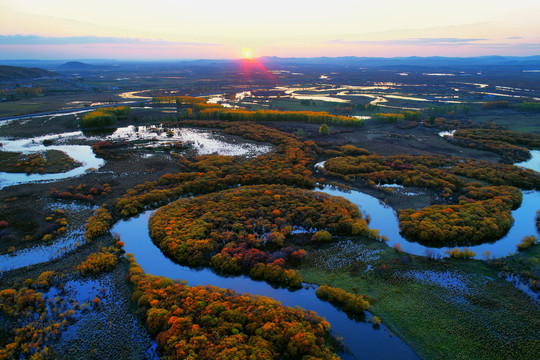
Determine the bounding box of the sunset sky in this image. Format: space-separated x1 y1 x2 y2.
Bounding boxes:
1 0 539 59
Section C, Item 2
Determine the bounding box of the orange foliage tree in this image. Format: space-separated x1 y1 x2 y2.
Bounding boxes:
149 185 372 287
127 255 340 359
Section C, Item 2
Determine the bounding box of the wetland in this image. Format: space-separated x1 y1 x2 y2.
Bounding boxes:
1 57 539 359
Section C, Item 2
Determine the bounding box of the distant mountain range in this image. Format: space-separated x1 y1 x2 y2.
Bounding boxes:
1 56 539 75
257 55 540 69
0 65 56 81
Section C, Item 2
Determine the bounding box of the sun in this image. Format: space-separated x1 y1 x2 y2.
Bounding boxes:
242 48 253 58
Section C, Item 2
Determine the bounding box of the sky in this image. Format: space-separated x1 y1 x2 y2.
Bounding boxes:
1 0 539 60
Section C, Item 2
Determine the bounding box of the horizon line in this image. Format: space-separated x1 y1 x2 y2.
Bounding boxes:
2 54 540 62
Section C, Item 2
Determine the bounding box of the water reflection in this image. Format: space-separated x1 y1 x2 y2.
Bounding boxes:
0 202 96 272
0 126 273 188
112 211 419 360
0 132 104 188
101 124 273 157
320 186 540 259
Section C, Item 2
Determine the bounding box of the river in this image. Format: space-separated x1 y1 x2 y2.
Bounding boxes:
320 186 540 260
112 211 419 360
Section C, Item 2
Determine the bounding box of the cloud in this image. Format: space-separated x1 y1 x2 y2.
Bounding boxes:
506 36 523 40
0 34 216 46
326 37 488 46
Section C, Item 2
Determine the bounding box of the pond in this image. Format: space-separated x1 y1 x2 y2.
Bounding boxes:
112 211 419 360
320 185 540 259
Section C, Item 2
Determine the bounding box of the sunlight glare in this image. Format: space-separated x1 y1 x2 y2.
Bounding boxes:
242 48 252 58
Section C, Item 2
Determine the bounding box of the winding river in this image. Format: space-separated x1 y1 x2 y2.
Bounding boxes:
112 211 419 360
320 186 540 259
2 122 538 358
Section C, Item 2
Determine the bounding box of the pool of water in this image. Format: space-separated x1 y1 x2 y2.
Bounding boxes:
320 186 540 259
112 211 419 360
0 132 105 188
0 202 96 272
100 124 274 157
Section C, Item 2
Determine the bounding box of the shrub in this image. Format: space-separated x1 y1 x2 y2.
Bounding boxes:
319 123 329 134
85 206 112 241
77 246 119 275
445 248 476 259
315 285 370 316
81 110 117 128
312 230 332 242
517 235 538 251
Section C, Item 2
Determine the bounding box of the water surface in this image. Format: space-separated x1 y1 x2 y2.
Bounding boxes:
112 211 419 360
320 186 540 259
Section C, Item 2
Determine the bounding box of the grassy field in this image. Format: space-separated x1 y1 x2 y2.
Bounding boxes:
467 110 540 133
299 239 540 360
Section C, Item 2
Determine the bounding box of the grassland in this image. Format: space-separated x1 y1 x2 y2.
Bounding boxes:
299 240 540 360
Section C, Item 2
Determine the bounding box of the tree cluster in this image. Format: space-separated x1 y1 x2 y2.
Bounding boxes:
195 108 364 127
84 206 112 241
324 154 529 246
114 121 319 218
149 185 370 287
77 246 122 275
398 186 520 246
453 129 540 149
445 248 476 259
447 129 539 162
81 106 130 128
481 101 510 109
325 154 462 197
152 96 207 104
517 235 538 251
127 255 340 360
517 101 540 112
450 160 540 190
315 285 370 318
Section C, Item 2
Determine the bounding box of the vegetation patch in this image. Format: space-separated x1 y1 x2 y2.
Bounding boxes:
299 243 540 360
127 255 340 359
488 239 540 294
398 185 521 245
149 184 378 287
325 154 528 245
50 183 113 203
77 245 123 275
84 206 112 242
0 271 78 359
0 150 80 174
81 106 130 128
446 128 540 162
114 121 319 218
315 285 370 318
